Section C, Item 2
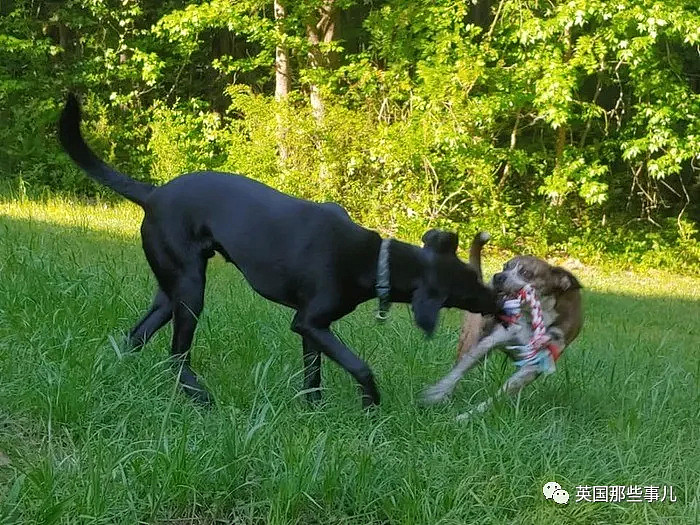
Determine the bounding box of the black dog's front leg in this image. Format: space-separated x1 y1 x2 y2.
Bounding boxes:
302 338 323 404
294 322 380 408
312 328 380 407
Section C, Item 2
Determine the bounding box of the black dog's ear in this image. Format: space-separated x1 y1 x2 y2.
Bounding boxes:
552 267 582 292
411 287 443 336
421 229 459 255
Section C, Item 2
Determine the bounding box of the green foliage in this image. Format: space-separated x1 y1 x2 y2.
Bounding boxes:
148 99 225 184
1 0 698 270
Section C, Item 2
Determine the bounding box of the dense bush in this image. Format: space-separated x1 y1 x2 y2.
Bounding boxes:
1 0 698 271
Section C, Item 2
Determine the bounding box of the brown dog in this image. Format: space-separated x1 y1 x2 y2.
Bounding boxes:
423 236 583 419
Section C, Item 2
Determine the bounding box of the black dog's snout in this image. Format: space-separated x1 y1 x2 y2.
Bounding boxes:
493 272 506 286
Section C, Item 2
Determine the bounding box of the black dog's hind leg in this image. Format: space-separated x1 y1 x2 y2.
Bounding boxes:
127 289 172 350
143 254 210 405
141 222 212 405
167 262 213 406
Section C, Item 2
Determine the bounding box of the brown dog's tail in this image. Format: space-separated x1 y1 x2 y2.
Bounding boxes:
469 231 490 282
59 93 155 207
457 231 491 361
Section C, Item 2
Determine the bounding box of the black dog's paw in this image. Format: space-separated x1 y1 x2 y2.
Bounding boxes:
361 393 380 410
305 389 323 405
173 362 215 407
122 335 145 353
191 388 215 408
181 383 214 408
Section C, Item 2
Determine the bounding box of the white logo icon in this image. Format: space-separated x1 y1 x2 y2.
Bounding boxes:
543 481 569 504
543 481 561 499
552 488 570 504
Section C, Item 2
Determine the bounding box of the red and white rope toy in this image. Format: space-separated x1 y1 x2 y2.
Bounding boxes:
501 284 561 371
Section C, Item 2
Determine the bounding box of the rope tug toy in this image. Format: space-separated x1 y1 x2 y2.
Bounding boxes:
499 284 561 375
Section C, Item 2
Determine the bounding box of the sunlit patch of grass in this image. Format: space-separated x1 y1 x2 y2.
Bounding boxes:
0 195 143 240
0 198 698 524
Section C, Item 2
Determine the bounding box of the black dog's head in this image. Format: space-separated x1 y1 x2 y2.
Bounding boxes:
412 229 499 336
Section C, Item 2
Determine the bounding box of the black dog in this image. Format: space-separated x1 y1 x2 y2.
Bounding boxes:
58 94 500 407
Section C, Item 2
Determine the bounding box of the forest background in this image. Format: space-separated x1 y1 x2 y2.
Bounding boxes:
1 0 699 271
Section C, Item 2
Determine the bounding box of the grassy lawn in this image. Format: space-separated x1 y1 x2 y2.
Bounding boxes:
1 198 699 524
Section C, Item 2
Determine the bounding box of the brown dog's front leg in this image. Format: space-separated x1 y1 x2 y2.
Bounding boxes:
422 324 513 404
456 364 540 420
457 312 486 361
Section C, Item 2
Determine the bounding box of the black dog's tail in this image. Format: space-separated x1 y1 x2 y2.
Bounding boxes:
58 93 155 207
469 231 490 282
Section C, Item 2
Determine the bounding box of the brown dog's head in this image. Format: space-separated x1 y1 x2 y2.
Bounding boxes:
412 229 500 335
492 255 582 296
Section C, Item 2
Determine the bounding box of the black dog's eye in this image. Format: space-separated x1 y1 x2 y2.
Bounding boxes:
520 268 533 279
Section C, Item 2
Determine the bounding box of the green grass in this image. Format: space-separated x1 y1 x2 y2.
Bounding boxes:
1 197 699 524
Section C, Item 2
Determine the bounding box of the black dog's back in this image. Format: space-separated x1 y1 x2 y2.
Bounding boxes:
60 92 376 311
142 172 373 309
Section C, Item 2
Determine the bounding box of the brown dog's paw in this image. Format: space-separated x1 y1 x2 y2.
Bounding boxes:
420 383 452 405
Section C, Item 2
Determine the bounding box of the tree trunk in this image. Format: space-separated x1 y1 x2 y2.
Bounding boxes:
553 26 572 206
58 23 69 50
497 112 521 191
274 0 291 162
305 0 337 124
305 0 338 181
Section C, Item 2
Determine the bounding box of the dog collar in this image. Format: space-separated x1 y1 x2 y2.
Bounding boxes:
375 238 391 321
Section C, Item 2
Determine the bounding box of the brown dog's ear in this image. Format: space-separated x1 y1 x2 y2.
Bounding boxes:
552 267 582 292
421 229 459 255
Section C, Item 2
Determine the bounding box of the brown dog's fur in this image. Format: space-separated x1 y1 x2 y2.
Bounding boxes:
423 237 583 418
456 232 491 361
457 256 582 356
